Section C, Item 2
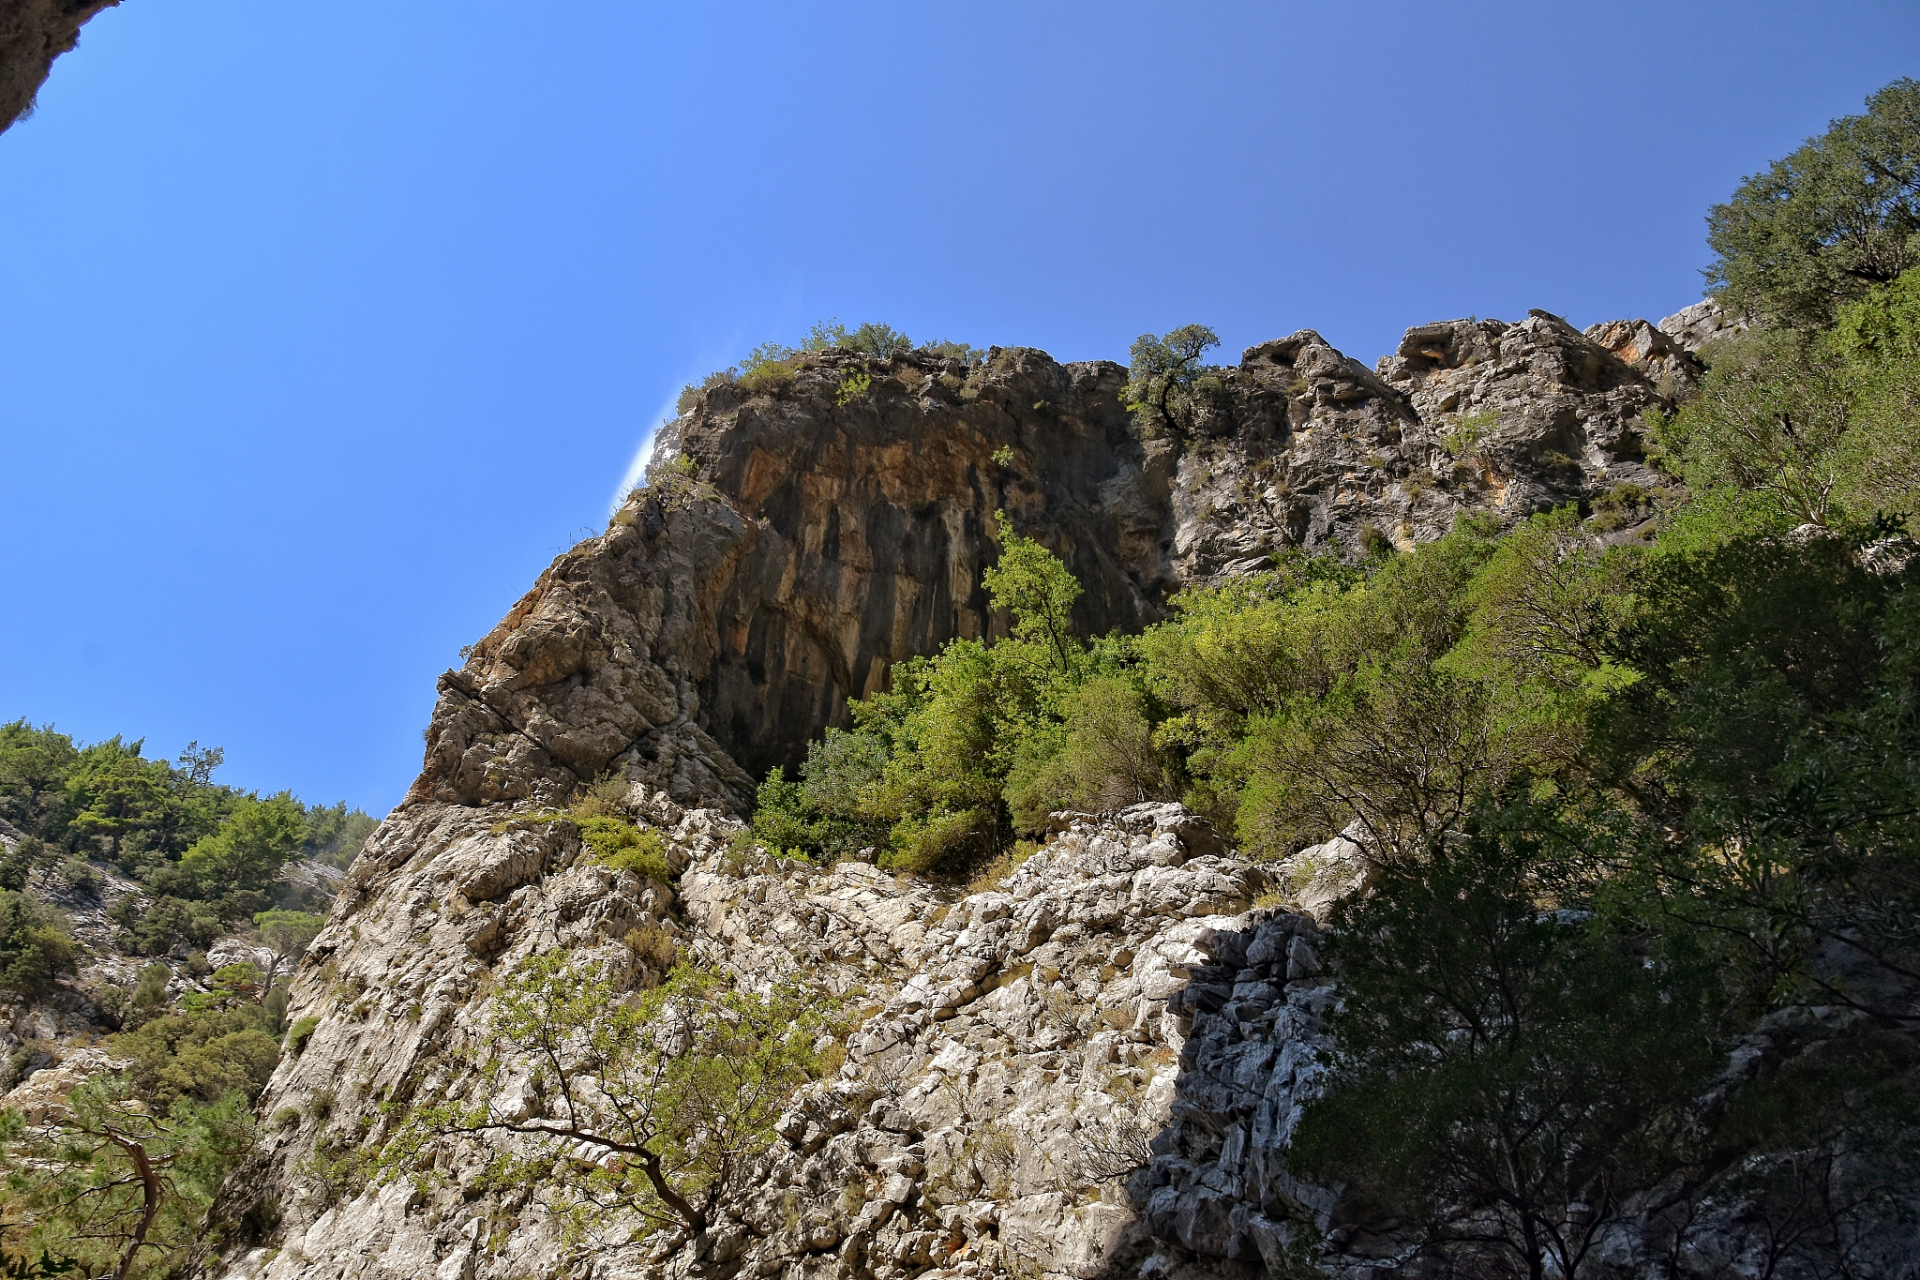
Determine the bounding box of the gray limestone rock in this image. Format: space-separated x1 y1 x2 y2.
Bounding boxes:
199 308 1850 1280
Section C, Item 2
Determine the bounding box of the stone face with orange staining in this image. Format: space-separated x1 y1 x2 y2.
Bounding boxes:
404 313 1699 820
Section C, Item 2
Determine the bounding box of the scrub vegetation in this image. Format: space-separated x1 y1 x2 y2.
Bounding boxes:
0 727 369 1276
737 80 1920 1278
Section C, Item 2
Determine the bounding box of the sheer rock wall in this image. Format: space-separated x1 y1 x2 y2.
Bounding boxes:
198 306 1726 1279
416 312 1701 812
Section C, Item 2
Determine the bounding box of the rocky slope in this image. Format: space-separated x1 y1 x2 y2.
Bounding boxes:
210 792 1324 1280
184 305 1761 1278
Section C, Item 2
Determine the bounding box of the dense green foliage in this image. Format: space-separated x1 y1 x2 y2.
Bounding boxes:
1656 266 1920 529
745 514 1182 874
373 955 836 1239
1707 78 1920 330
0 723 373 965
1124 323 1222 434
0 1078 254 1280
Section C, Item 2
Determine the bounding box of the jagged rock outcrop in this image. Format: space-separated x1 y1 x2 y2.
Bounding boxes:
420 311 1699 807
1656 298 1746 353
0 0 119 132
211 799 1338 1280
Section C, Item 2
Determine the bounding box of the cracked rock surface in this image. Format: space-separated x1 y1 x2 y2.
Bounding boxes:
196 302 1748 1280
207 801 1349 1280
412 307 1703 813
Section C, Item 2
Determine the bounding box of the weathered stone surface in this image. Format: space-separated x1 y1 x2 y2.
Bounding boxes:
0 1045 129 1124
412 313 1700 810
0 0 119 133
215 303 1896 1280
208 803 1322 1280
1657 297 1746 353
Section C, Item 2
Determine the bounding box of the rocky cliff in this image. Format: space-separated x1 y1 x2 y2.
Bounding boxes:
418 309 1702 812
197 308 1741 1280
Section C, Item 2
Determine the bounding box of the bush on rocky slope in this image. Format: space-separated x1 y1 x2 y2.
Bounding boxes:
372 952 838 1241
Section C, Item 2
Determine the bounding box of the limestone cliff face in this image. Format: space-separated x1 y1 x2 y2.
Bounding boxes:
0 0 119 133
416 311 1700 813
197 306 1739 1280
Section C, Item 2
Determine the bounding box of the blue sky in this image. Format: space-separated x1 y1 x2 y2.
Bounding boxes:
2 2 1916 815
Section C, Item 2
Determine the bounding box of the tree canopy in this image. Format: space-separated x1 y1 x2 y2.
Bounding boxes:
1707 77 1920 330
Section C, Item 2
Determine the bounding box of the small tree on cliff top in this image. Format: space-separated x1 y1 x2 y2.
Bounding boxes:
1125 323 1221 434
373 953 832 1240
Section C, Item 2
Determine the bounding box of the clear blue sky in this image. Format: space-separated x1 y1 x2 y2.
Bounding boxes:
2 2 1915 816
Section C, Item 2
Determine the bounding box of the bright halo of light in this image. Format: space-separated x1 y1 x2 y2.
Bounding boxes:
608 385 685 517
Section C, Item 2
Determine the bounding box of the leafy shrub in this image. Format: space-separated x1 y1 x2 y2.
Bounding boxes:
844 322 911 359
737 341 799 393
1440 409 1499 457
112 1008 280 1108
113 893 222 956
286 1015 320 1055
0 889 76 999
623 923 678 976
800 319 849 350
56 857 99 895
676 368 736 416
0 835 51 890
835 372 872 406
923 339 985 366
575 816 671 884
1357 522 1394 560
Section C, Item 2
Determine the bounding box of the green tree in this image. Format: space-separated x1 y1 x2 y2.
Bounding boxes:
1124 324 1221 434
0 892 75 1001
1652 328 1860 528
251 909 325 985
981 514 1084 676
0 723 79 838
844 322 912 358
110 895 221 958
374 954 830 1239
177 794 304 898
1291 821 1726 1280
745 728 891 864
0 1077 253 1280
1002 675 1180 829
1706 78 1920 330
297 802 378 870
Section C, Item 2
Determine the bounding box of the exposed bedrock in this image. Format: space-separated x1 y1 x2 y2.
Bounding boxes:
415 308 1706 814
